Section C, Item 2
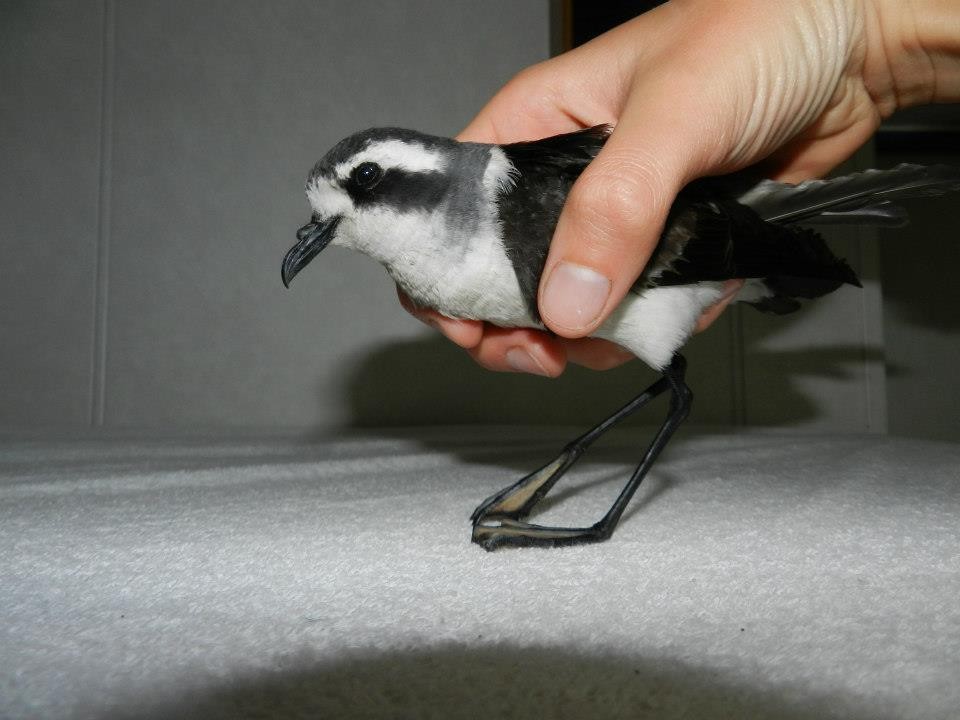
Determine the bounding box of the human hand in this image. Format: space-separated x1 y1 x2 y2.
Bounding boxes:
405 0 960 376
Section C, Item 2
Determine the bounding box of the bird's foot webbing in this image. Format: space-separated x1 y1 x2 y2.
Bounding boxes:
470 354 691 551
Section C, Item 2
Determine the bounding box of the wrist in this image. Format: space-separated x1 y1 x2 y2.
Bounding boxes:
869 0 960 113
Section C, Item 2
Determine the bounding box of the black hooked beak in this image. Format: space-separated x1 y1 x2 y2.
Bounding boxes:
281 215 343 288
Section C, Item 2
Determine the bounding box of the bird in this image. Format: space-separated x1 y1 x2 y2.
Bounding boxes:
281 124 960 551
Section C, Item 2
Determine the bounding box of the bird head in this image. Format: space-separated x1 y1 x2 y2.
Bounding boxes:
281 127 499 288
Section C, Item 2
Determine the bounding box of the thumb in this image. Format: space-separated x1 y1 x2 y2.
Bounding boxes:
538 92 716 338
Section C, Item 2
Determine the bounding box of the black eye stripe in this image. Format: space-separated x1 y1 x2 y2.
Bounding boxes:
345 168 450 212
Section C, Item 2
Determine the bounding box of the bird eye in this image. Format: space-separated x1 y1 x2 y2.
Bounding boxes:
351 162 383 190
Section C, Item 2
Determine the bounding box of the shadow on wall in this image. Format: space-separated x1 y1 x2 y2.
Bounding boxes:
336 332 887 430
107 643 894 720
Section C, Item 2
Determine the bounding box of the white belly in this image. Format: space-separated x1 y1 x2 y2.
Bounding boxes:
389 231 534 328
592 282 725 370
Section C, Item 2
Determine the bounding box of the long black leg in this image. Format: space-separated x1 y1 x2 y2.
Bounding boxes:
469 372 673 524
471 354 692 551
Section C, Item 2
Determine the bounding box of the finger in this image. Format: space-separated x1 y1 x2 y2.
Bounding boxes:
537 80 721 339
396 286 483 349
561 337 636 371
466 327 567 377
694 279 745 333
456 63 587 145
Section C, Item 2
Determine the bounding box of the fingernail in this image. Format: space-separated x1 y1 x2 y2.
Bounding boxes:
506 347 550 377
541 262 611 332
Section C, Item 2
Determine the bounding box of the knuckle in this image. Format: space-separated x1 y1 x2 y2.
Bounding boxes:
570 161 668 242
507 60 553 89
501 63 552 102
506 64 539 88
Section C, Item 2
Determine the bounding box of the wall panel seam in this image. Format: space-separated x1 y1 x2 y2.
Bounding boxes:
858 227 888 433
857 230 873 430
90 0 115 427
730 305 747 426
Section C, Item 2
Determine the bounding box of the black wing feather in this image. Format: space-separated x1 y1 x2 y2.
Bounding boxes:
501 124 611 173
741 164 960 224
493 127 952 320
641 195 861 303
497 126 611 320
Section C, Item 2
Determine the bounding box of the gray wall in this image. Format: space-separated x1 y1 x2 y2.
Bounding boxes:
1 0 946 439
878 147 960 442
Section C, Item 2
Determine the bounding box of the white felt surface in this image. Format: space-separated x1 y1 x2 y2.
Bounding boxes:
2 428 959 719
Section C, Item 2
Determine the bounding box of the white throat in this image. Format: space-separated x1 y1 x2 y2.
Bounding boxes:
340 147 532 327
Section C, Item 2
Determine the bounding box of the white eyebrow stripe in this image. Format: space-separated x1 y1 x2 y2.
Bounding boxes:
333 139 447 180
305 178 353 217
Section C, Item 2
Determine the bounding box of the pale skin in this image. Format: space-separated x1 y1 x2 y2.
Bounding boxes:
401 0 960 376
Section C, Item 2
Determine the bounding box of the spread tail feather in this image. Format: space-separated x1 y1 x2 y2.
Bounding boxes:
739 163 960 226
